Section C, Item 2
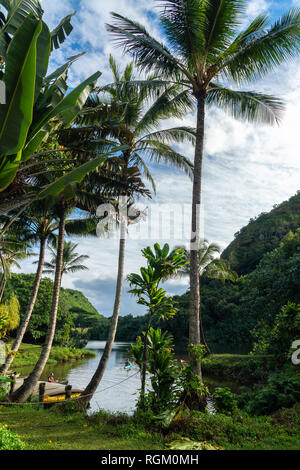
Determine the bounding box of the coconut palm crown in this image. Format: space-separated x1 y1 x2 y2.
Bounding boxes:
43 240 89 276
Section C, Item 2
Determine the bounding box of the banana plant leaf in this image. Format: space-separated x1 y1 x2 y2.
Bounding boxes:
0 15 42 156
38 145 128 199
50 11 75 51
27 70 102 146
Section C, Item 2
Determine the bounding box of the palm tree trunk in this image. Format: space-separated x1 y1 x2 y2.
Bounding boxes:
0 237 46 375
189 91 206 380
140 310 153 406
11 206 66 403
0 251 7 304
79 222 126 409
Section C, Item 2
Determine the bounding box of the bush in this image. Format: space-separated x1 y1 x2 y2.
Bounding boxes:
212 387 238 415
0 425 24 450
241 372 300 415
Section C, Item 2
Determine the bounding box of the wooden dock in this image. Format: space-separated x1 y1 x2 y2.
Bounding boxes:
12 377 84 403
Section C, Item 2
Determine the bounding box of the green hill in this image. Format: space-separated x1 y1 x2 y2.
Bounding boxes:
59 288 101 329
6 274 105 346
221 190 300 274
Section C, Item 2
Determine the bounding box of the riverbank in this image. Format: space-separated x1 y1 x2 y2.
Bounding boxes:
1 404 300 450
201 353 269 383
5 343 96 368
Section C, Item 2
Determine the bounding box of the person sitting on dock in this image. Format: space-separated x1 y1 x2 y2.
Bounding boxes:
48 373 55 383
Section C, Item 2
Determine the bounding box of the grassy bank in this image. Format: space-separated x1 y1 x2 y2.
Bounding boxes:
6 343 96 368
0 403 300 450
201 354 270 383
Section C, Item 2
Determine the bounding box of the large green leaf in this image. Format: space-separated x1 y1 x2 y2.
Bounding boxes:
44 52 85 85
1 0 43 35
0 14 42 156
27 71 102 145
38 145 128 199
50 11 75 51
0 150 22 191
34 21 51 103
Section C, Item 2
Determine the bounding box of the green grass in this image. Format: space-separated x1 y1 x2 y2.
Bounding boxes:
0 403 300 450
0 407 164 450
8 343 96 367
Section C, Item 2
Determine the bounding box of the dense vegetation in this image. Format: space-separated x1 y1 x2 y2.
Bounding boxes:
222 191 300 274
5 274 104 347
1 0 300 451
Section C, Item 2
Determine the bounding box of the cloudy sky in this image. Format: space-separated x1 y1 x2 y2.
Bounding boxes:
19 0 300 317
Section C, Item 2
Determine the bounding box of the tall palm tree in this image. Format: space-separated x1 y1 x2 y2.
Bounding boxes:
176 239 238 352
62 58 195 408
10 154 109 402
106 0 300 378
43 240 89 276
0 202 92 375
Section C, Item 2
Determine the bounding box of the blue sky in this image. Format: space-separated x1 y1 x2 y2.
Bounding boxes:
19 0 300 317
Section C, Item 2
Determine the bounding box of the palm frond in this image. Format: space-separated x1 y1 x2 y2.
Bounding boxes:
221 8 300 83
158 0 206 66
206 84 284 125
138 127 196 146
203 0 246 63
106 13 188 80
130 153 156 193
141 142 194 179
135 87 194 134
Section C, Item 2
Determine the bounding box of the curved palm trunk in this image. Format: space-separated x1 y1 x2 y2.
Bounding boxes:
189 92 206 380
0 238 46 375
12 207 66 403
79 223 126 409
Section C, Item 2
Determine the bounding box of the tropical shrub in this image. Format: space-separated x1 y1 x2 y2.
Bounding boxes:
253 302 300 362
0 425 24 450
0 295 19 339
240 372 300 416
212 387 238 416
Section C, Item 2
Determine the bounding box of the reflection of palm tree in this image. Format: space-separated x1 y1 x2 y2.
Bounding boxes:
43 240 89 276
176 240 238 353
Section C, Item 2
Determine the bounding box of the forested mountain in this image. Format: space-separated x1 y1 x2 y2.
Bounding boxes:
6 274 104 347
221 191 300 274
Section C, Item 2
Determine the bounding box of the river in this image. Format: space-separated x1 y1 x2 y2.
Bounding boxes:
16 341 240 415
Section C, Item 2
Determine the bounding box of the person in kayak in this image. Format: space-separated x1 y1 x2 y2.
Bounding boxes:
124 360 131 367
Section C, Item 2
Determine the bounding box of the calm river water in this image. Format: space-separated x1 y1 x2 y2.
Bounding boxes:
17 341 240 415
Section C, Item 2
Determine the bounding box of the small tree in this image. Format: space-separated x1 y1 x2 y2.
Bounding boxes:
127 243 187 405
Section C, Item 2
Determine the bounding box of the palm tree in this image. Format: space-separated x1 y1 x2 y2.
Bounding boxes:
0 202 93 375
10 154 109 402
0 237 31 302
43 240 89 276
177 240 238 281
176 239 238 352
62 58 195 408
106 0 300 378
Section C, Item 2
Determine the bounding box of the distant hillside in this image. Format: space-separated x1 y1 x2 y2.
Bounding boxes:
221 191 300 274
59 288 101 329
6 274 104 345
